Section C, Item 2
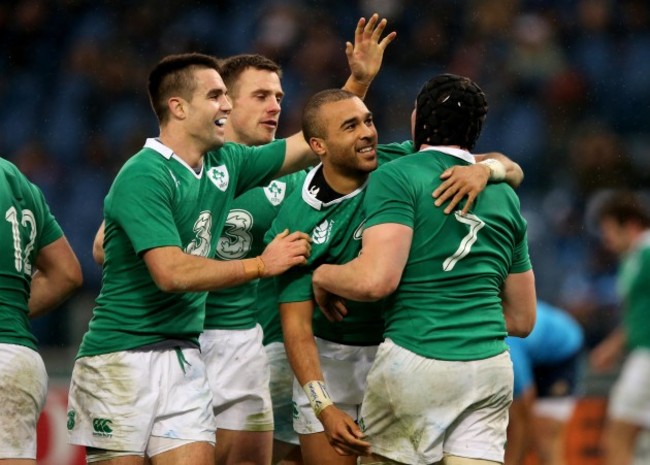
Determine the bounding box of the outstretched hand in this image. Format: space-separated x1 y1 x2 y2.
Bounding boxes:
346 13 397 87
432 163 491 215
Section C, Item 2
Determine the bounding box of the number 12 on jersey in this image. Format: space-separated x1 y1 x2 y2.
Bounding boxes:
5 206 37 274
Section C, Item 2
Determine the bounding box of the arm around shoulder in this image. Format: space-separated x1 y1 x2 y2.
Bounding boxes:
313 223 411 302
501 269 536 337
475 152 524 188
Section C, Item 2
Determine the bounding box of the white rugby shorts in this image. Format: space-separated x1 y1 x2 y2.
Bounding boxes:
200 324 273 431
608 348 650 428
67 346 216 454
292 337 377 435
0 343 47 460
266 341 299 445
359 339 513 464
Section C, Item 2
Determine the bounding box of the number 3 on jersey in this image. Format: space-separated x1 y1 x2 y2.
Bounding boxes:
443 212 485 272
216 209 253 260
5 206 37 274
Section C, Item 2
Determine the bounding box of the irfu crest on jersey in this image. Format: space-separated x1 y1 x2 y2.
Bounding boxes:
264 181 286 206
312 219 333 245
207 165 229 191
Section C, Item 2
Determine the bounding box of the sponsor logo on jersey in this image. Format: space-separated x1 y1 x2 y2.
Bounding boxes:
216 209 253 260
185 211 213 257
353 219 366 240
92 417 113 437
207 165 229 191
312 219 333 245
264 181 286 206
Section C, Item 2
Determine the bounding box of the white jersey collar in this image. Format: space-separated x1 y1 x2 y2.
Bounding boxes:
144 138 204 179
419 145 475 164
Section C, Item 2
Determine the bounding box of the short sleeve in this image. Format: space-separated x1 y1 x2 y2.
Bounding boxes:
509 233 532 274
364 165 415 230
230 140 286 196
29 182 63 250
276 267 314 304
107 165 182 254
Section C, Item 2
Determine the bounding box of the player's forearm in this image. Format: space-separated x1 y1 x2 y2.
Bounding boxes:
475 152 524 188
275 133 318 177
313 261 392 302
29 236 83 318
28 270 83 318
143 247 262 293
280 303 324 385
501 270 537 337
342 76 371 100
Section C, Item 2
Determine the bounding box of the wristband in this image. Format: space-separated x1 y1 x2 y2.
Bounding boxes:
302 380 334 416
242 256 265 280
479 158 506 182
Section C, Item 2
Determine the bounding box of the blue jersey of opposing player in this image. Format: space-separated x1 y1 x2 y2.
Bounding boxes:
507 300 584 397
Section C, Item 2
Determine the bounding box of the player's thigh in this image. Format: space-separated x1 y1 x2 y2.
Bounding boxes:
215 429 272 465
150 441 214 465
0 344 47 461
200 326 273 431
84 449 144 464
299 431 356 465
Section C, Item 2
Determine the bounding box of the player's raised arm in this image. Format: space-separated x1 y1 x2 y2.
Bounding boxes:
342 13 397 99
278 14 395 177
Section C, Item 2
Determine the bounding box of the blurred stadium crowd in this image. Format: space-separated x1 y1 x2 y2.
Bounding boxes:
1 0 649 362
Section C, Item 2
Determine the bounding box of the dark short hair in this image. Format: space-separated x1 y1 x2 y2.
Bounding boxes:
218 54 282 95
414 74 488 151
597 190 650 228
148 53 221 124
302 89 358 142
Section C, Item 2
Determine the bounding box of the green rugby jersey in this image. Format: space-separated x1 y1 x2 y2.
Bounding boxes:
259 140 415 345
78 138 285 357
204 170 306 331
0 158 64 351
265 165 384 346
364 146 532 361
617 231 650 350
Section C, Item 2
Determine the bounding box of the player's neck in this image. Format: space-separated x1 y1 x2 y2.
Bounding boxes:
158 129 205 170
321 165 366 195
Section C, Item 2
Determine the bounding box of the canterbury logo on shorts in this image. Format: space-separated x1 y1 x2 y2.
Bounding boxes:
92 418 113 437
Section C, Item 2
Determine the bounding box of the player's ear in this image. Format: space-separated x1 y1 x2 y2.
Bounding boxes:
167 97 186 120
309 137 326 157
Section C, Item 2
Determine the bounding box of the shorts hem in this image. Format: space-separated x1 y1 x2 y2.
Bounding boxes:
369 445 438 465
213 423 274 433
